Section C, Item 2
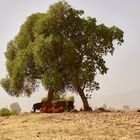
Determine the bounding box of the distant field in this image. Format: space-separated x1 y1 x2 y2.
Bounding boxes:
0 112 140 140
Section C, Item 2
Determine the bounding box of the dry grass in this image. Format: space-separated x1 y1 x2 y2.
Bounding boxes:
0 112 140 140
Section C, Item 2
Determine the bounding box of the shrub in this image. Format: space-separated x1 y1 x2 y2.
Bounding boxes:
41 95 75 102
0 107 17 116
65 96 75 101
53 93 61 101
10 111 17 115
41 94 62 102
10 102 21 114
0 108 12 116
41 96 48 102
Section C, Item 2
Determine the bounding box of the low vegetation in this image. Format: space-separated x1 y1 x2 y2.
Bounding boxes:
10 102 21 114
41 94 75 103
0 107 17 117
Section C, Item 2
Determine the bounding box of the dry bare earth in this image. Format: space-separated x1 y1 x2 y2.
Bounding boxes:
0 112 140 140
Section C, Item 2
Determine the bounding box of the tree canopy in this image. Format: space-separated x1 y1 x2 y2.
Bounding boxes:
1 1 124 110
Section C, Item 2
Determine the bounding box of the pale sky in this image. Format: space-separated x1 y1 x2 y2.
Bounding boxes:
0 0 140 112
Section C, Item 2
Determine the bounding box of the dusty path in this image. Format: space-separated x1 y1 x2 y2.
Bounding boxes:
0 112 140 140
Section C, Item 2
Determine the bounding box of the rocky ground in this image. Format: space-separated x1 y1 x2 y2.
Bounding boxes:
0 111 140 140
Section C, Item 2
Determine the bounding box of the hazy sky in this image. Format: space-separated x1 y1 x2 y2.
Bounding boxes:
0 0 140 112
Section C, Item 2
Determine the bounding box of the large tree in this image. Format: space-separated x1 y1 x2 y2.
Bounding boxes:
1 1 124 110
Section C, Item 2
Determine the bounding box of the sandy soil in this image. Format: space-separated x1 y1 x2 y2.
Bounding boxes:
0 112 140 140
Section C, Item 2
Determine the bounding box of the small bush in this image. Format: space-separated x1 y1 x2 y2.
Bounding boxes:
0 108 17 116
65 96 75 101
41 95 75 102
10 111 17 115
0 108 11 116
53 93 61 101
10 102 21 114
41 96 48 102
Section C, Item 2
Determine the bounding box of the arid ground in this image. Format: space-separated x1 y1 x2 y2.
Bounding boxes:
0 112 140 140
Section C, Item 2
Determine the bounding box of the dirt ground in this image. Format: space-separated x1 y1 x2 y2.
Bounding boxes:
0 112 140 140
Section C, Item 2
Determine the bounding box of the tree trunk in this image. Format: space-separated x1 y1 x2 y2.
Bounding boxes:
47 89 54 103
76 85 92 111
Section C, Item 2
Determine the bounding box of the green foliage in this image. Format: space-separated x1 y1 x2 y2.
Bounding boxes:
10 111 17 115
41 94 75 102
41 93 61 102
1 1 124 103
0 108 11 116
53 92 63 101
0 108 17 116
66 96 75 101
